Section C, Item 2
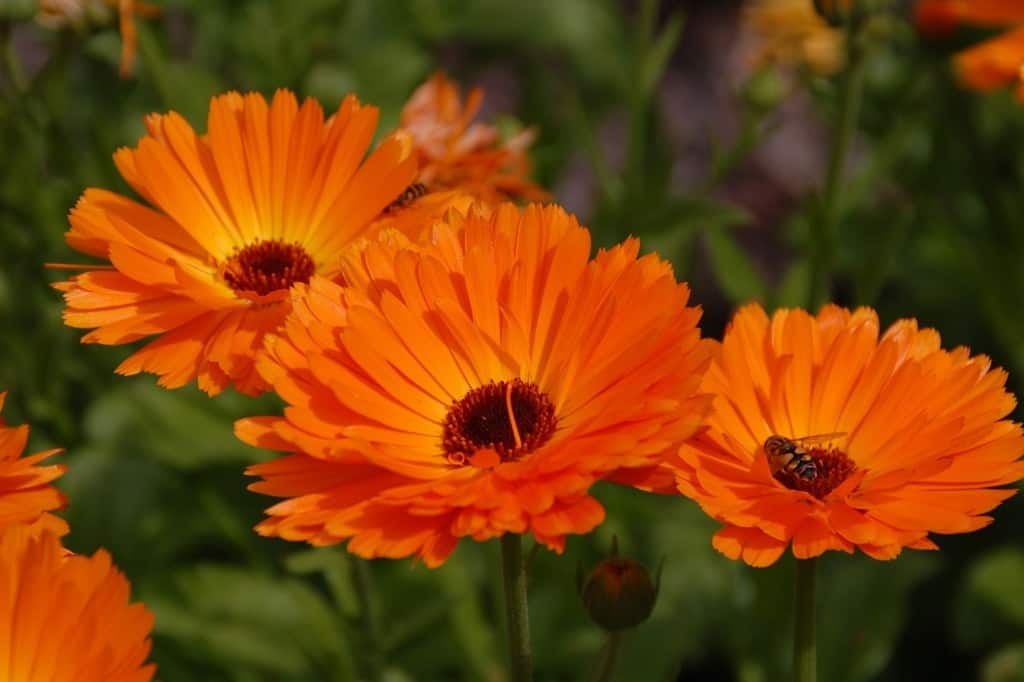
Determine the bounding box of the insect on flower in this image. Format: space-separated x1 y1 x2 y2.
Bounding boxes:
764 432 847 481
385 182 429 213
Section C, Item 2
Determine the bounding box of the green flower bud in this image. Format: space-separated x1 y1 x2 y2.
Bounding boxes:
743 69 785 113
579 554 659 631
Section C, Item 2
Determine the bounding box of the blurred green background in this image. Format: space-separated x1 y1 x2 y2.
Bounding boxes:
2 0 1024 680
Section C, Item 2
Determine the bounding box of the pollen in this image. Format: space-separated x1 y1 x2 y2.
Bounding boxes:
774 446 857 499
222 240 316 296
442 379 557 466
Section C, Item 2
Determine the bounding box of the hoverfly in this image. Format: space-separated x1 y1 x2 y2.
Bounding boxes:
763 432 846 481
385 182 429 213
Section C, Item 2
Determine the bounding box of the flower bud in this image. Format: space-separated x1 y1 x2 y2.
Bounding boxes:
579 542 660 631
742 69 785 113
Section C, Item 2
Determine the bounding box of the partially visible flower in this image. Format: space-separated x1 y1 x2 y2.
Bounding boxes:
744 0 845 75
237 204 711 567
915 0 1024 100
0 391 67 536
37 0 159 78
668 304 1024 566
0 526 156 682
398 71 548 204
52 90 416 397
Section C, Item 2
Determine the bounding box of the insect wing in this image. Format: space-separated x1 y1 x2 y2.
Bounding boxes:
790 432 847 448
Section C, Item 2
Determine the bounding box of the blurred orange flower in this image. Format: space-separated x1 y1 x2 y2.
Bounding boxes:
669 304 1024 566
0 392 67 537
0 526 155 681
399 72 548 204
916 0 1024 99
37 0 159 78
237 204 711 567
53 90 416 396
744 0 845 75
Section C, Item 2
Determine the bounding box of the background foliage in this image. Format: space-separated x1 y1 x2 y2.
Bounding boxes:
1 0 1023 680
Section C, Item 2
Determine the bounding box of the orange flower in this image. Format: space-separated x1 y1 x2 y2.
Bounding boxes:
36 0 159 78
237 204 711 567
915 0 1024 99
0 392 67 537
0 526 155 681
744 0 845 75
399 72 548 204
668 304 1024 566
53 90 416 396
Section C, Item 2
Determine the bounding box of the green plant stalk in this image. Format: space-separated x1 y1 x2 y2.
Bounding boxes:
622 0 658 221
501 533 533 681
794 558 817 682
592 630 624 682
0 22 27 97
808 26 867 309
351 558 384 681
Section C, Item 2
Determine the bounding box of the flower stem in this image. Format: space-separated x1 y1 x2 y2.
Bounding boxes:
500 533 533 682
351 558 384 681
592 630 624 682
808 21 867 309
793 558 817 682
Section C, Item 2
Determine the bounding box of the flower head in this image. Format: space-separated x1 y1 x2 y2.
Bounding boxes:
53 90 416 396
237 204 711 566
0 526 155 682
0 392 67 536
744 0 846 75
915 0 1024 100
399 71 548 204
668 304 1024 566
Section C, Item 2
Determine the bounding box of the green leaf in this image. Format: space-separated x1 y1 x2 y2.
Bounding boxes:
668 197 752 234
705 230 767 304
641 11 684 99
972 548 1024 625
773 261 811 308
146 564 355 679
82 381 266 470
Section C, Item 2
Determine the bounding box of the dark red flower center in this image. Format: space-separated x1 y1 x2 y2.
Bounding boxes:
773 445 857 499
222 240 315 296
442 379 557 466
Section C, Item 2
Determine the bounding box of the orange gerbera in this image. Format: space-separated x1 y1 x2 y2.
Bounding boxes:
0 392 67 537
237 204 711 567
399 72 548 204
668 304 1024 566
916 0 1024 99
0 526 155 681
53 90 416 396
37 0 159 78
744 0 845 75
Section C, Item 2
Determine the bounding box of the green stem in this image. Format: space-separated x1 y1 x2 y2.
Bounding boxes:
351 558 384 681
793 558 817 682
592 631 624 682
0 22 27 97
808 23 867 309
500 533 533 682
